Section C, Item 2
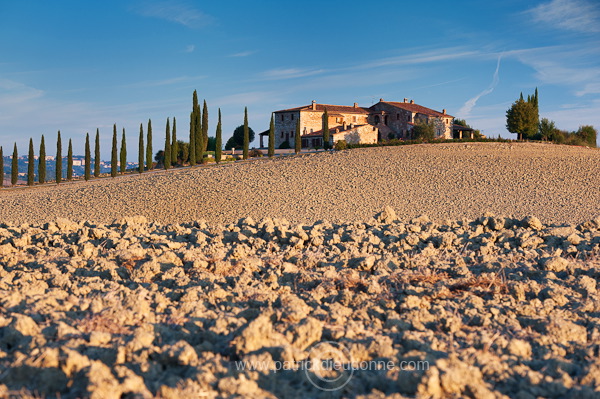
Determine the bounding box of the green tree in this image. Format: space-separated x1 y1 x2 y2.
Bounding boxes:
171 117 178 166
67 139 73 181
94 129 101 178
539 118 557 141
139 123 144 174
39 135 46 184
202 100 209 155
576 125 597 147
215 108 222 164
0 146 3 188
111 124 118 177
195 102 202 163
207 137 216 151
268 114 275 158
146 119 153 170
295 119 301 153
413 121 436 141
27 138 34 186
190 90 202 164
225 125 256 150
322 108 330 149
56 131 62 184
189 111 196 165
506 99 538 140
164 118 171 170
177 140 189 164
120 128 127 174
243 107 249 160
84 133 91 181
11 143 18 186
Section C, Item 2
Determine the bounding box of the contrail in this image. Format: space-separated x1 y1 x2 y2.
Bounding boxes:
458 55 502 118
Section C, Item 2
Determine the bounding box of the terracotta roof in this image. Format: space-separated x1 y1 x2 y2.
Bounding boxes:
275 103 370 115
377 101 454 118
453 124 473 131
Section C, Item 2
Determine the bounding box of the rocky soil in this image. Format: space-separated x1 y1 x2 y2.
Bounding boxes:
0 142 599 226
1 209 600 398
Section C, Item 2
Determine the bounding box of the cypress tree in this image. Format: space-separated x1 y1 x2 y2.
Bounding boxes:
295 119 301 154
84 133 91 181
189 111 196 165
94 128 101 178
56 131 62 184
322 108 330 149
195 104 202 163
11 143 18 186
268 114 275 158
67 139 73 181
39 135 46 184
191 90 200 164
171 117 178 166
111 124 118 177
164 118 171 170
215 108 222 164
139 123 144 174
146 119 153 170
0 146 3 188
202 100 209 155
120 128 127 174
27 138 34 186
243 107 249 160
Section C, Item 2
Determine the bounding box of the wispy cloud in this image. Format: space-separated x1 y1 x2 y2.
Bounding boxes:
184 44 195 53
508 45 600 96
528 0 600 33
122 75 205 89
0 79 44 108
352 48 479 70
458 55 501 118
261 68 325 80
135 1 215 28
229 51 256 58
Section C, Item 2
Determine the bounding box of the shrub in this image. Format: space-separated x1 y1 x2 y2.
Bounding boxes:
334 140 348 151
249 149 263 157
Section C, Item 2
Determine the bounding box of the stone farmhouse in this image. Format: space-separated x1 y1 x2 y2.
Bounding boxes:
260 99 459 148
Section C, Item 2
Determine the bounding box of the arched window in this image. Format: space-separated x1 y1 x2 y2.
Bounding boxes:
374 115 380 124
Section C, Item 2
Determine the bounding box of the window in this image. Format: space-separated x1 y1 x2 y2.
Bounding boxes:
281 132 284 138
281 114 284 121
397 113 400 120
291 130 294 137
291 114 294 120
353 116 357 122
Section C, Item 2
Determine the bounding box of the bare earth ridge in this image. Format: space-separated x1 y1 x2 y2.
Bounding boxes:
1 142 599 226
1 142 600 398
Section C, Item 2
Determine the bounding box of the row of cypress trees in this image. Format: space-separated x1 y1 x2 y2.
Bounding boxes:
1 90 275 187
0 120 157 187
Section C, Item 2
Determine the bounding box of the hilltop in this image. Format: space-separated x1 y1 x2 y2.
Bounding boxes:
0 142 599 226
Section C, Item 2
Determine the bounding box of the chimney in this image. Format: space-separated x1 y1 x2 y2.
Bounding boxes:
379 98 384 102
353 102 358 108
312 100 316 110
410 99 414 104
443 109 447 115
403 98 408 103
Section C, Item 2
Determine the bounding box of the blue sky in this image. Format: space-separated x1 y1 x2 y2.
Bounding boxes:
1 0 599 158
